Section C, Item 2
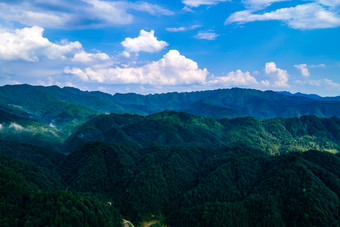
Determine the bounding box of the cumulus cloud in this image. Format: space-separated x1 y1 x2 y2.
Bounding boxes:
0 25 114 67
166 25 201 32
195 32 219 40
121 30 168 57
226 3 340 29
65 50 208 85
294 64 310 77
209 70 258 85
265 62 289 87
0 0 173 29
183 0 229 8
0 26 82 62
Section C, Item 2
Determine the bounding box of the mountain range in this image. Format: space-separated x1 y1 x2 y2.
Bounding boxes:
0 84 339 226
2 84 340 129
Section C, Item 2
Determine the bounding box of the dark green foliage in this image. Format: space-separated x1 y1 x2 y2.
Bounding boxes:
0 155 65 191
59 142 340 226
167 151 340 227
0 140 64 169
66 111 340 155
0 156 122 227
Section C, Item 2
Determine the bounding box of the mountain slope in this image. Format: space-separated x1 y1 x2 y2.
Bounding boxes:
58 142 340 226
0 84 99 132
0 109 65 148
0 155 122 227
66 111 340 155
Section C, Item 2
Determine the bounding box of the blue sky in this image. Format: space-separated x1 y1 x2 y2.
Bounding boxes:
0 0 340 96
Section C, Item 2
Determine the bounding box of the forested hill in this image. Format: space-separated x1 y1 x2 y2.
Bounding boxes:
2 85 340 128
58 143 340 226
66 111 340 155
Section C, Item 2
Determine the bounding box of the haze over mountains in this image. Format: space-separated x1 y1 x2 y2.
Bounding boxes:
0 84 339 226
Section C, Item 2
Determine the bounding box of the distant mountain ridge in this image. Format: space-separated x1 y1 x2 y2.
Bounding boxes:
276 91 340 101
1 84 340 128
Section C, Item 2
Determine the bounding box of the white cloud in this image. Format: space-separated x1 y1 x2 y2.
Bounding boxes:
0 124 3 130
167 27 187 32
294 64 310 77
318 0 340 7
195 32 219 40
226 3 340 29
209 70 258 85
64 67 90 81
294 78 340 88
261 80 271 87
0 2 70 28
0 0 173 29
309 64 326 68
324 79 340 88
72 51 111 63
9 122 23 131
183 0 229 7
82 0 134 26
265 62 289 87
65 50 208 85
126 1 174 16
242 0 289 9
294 80 322 86
0 26 82 62
121 30 168 56
166 25 201 32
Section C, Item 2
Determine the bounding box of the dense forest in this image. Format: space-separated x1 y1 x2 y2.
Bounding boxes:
0 155 122 227
0 85 339 226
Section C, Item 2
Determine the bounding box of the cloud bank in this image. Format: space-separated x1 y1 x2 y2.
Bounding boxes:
0 0 173 29
209 70 258 85
65 50 208 85
226 1 340 29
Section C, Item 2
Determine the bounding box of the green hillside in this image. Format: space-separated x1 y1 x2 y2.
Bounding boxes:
58 143 340 226
0 155 122 227
0 109 65 149
0 85 99 133
66 111 340 155
0 140 64 169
